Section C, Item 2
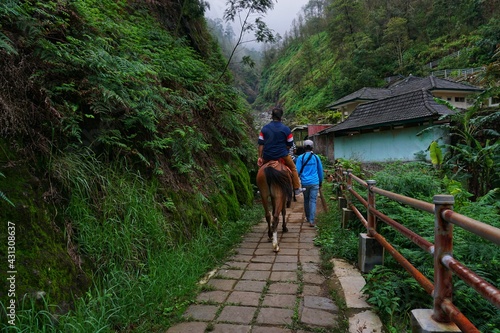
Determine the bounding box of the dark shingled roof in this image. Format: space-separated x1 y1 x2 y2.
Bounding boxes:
325 89 455 134
327 75 483 109
389 75 483 95
327 87 392 108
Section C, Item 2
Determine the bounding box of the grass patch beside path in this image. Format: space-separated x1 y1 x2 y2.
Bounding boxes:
314 186 352 333
1 204 263 332
313 164 500 332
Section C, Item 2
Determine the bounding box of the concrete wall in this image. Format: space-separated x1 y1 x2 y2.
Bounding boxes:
313 133 334 162
334 125 449 162
433 91 474 109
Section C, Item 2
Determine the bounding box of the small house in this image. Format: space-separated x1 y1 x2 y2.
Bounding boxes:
314 75 484 162
319 89 454 162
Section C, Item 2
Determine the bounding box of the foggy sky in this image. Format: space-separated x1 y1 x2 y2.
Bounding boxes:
206 0 309 41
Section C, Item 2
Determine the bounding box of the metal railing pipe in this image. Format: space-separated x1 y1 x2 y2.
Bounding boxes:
348 202 368 229
441 299 480 333
442 209 500 245
350 173 367 187
371 230 434 295
348 202 432 293
442 255 500 308
370 207 434 254
370 186 434 213
349 188 368 207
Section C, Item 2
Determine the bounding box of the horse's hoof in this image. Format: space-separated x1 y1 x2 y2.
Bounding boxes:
273 245 280 252
283 227 288 233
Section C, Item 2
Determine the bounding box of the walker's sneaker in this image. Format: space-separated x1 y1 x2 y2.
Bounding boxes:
294 188 305 196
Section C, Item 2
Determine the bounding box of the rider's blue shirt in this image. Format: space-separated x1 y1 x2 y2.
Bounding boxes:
258 121 294 160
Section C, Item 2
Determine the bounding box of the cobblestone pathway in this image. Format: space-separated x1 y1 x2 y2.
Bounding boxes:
166 195 381 333
167 195 382 333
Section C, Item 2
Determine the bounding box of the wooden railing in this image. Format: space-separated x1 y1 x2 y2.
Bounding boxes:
333 168 500 333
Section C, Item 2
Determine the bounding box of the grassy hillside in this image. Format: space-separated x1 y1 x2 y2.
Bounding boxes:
256 0 500 125
1 0 258 330
257 32 340 125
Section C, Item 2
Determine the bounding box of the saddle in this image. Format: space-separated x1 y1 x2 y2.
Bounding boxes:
261 158 292 175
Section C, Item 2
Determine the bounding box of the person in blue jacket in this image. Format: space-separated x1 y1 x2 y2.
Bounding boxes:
295 139 324 226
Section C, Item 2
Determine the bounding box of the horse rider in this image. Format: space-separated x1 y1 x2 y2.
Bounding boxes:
257 107 303 196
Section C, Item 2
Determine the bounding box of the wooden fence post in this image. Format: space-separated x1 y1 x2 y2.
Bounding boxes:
359 179 383 273
338 171 348 210
411 195 460 333
346 169 353 193
367 179 377 236
341 169 354 228
433 194 455 323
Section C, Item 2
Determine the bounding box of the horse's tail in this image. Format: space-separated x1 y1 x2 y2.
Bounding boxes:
264 167 293 202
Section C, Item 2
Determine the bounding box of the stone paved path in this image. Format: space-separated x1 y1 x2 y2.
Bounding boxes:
166 195 382 333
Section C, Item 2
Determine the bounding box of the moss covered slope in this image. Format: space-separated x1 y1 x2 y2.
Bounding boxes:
0 0 257 323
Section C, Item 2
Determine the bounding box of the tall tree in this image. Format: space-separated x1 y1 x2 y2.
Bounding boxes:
326 0 366 52
425 0 460 38
218 0 277 80
302 0 327 36
383 17 409 72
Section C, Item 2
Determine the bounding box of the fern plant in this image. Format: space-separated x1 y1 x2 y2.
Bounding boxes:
0 0 23 54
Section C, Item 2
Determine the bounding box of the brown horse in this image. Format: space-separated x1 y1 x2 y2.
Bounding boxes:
256 160 293 252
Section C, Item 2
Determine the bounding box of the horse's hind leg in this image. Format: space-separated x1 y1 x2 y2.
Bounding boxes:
272 216 280 252
266 213 272 241
260 192 272 241
281 206 288 233
267 198 275 241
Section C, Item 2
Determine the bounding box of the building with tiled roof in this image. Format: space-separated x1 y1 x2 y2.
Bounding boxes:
327 75 483 121
314 75 484 162
326 87 393 121
327 89 454 134
389 75 483 95
389 75 483 109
